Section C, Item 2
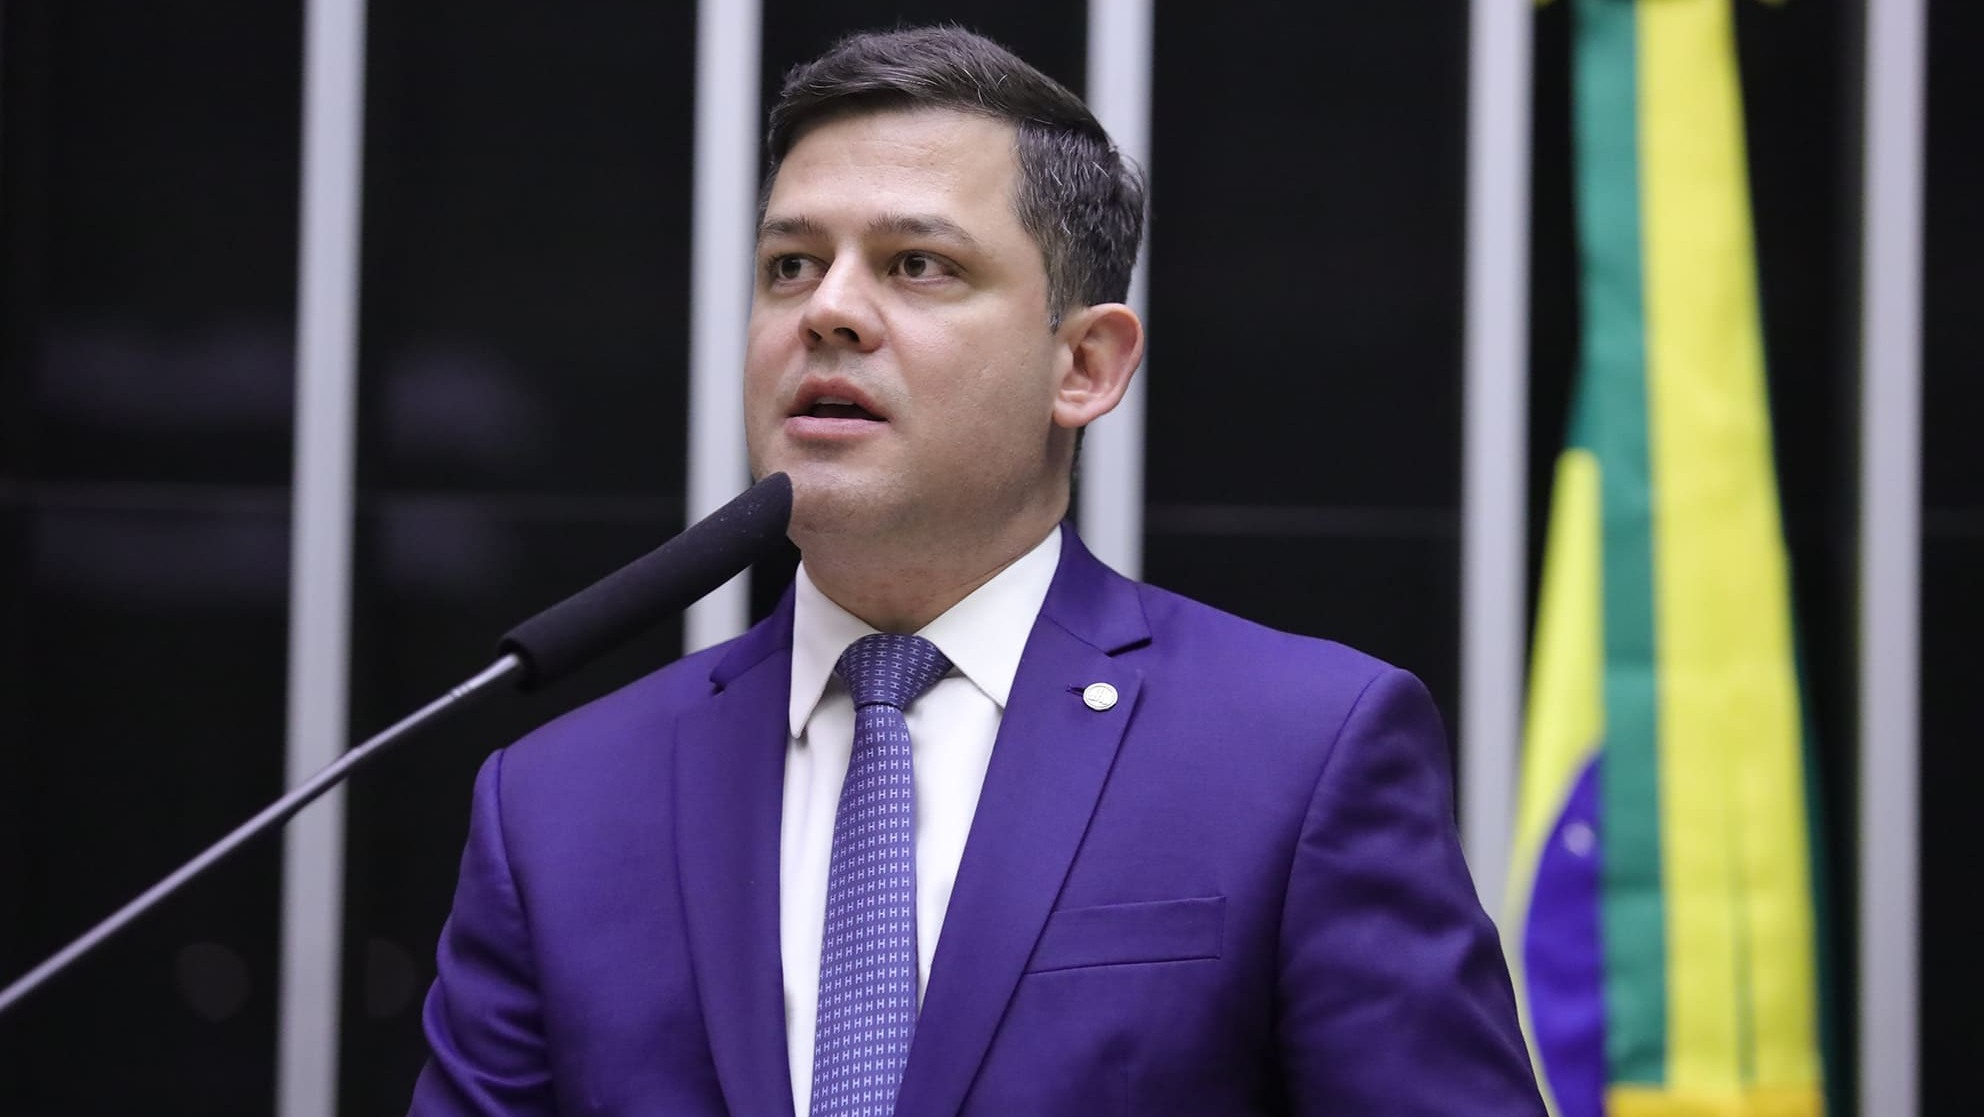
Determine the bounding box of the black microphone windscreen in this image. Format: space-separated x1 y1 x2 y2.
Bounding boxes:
497 473 793 690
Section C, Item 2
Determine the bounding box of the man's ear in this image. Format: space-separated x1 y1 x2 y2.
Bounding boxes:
1051 302 1145 430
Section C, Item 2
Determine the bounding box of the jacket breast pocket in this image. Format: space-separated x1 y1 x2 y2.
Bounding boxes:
1022 896 1224 974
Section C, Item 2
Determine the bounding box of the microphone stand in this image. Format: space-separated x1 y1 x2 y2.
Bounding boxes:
0 653 523 1017
0 470 791 1021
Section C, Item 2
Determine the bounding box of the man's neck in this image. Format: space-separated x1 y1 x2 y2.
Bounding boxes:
799 521 1061 634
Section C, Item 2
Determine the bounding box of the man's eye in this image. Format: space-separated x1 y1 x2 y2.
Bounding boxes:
896 252 946 279
769 255 811 282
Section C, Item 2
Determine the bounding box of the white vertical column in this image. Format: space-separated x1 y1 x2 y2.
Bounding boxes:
684 0 762 652
1859 1 1926 1115
279 0 367 1113
1081 0 1153 579
1458 0 1533 914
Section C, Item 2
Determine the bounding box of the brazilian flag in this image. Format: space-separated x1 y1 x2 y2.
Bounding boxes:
1506 2 1831 1115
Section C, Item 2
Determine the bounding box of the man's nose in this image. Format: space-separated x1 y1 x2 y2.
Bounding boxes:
800 261 884 351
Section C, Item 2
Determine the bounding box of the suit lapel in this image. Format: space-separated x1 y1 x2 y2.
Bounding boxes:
894 528 1150 1117
676 600 798 1117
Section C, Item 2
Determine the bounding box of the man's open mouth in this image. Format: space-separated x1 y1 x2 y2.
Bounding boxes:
805 396 883 421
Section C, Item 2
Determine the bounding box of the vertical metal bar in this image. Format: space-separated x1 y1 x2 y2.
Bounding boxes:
684 0 762 652
1859 1 1926 1114
1080 0 1153 579
1459 0 1533 913
279 0 367 1113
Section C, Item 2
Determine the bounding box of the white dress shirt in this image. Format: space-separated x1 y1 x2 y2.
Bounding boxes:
779 529 1062 1117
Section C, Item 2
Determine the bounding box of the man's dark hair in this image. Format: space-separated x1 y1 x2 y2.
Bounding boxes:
766 25 1146 325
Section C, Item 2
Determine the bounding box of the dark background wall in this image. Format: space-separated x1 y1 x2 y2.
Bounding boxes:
0 2 301 1111
1143 1 1469 733
0 1 1973 1113
1918 0 1983 1102
337 1 698 1108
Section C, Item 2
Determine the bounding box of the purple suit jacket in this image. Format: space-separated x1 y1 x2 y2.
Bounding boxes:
410 526 1544 1116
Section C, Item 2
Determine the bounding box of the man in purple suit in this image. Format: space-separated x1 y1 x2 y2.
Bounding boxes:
411 25 1544 1117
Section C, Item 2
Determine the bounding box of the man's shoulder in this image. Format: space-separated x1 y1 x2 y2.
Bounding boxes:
1097 575 1446 785
1052 528 1399 691
1128 577 1400 687
1110 574 1443 744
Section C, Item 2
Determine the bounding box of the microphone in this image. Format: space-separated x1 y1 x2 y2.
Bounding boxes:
0 473 793 1018
501 471 792 689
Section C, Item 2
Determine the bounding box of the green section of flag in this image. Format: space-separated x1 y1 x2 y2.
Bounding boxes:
1570 0 1668 1088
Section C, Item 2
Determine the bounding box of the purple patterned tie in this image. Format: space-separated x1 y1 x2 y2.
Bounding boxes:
810 633 952 1117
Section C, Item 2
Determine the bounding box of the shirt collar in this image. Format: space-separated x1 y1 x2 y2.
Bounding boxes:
787 527 1063 737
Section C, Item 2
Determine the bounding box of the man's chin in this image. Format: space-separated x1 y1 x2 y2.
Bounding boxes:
781 472 897 539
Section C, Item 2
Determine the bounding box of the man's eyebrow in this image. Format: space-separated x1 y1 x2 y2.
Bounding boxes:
867 213 983 251
757 215 826 244
755 212 984 252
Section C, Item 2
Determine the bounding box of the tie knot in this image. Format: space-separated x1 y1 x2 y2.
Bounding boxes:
835 633 952 711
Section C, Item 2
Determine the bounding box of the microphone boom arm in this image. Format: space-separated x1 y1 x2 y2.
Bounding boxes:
0 472 791 1020
0 653 524 1018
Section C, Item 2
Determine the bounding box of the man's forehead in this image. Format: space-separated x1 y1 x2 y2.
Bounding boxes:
760 110 1023 245
768 107 1018 195
782 102 1018 161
